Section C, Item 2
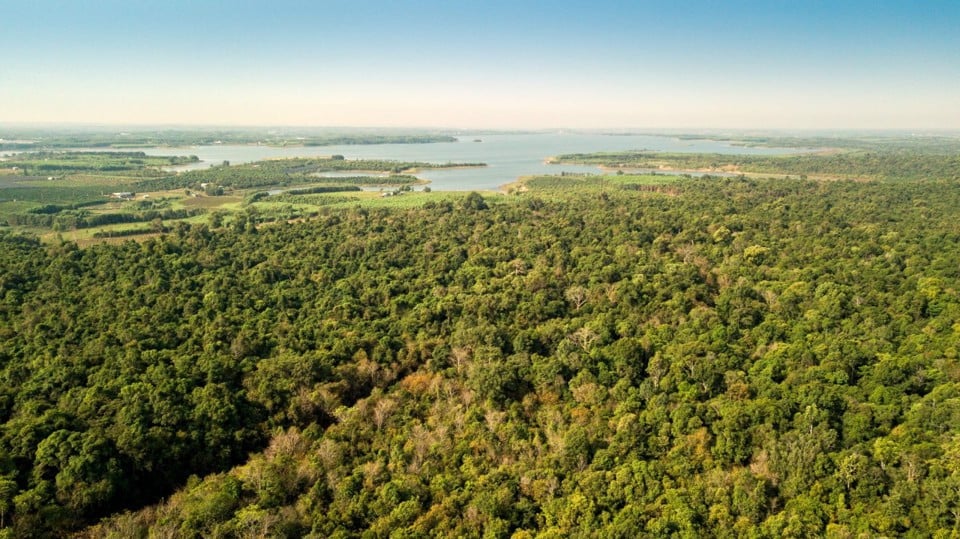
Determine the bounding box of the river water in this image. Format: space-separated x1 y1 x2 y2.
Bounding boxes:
132 133 804 191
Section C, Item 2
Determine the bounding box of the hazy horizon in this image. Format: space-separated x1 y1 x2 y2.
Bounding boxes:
3 123 960 138
2 1 958 130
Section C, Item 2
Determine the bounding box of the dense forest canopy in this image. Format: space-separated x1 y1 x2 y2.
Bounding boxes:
1 170 960 536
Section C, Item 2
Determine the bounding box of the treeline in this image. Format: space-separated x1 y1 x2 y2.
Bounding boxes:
91 227 158 239
552 150 960 181
245 185 362 204
279 158 484 174
2 177 960 536
4 208 204 230
285 185 364 195
25 200 106 215
300 135 456 146
288 175 421 186
266 194 361 207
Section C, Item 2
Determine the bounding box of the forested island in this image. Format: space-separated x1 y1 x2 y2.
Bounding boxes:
0 130 959 537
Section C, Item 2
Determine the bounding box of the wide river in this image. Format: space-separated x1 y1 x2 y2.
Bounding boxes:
137 133 807 191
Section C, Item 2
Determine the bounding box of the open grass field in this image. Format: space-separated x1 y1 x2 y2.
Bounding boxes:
179 194 243 210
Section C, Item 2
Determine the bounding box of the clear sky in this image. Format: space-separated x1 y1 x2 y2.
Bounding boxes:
1 0 958 129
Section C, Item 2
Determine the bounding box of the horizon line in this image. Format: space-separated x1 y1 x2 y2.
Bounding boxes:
2 122 959 135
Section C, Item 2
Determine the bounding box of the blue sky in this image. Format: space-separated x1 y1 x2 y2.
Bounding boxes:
1 0 958 129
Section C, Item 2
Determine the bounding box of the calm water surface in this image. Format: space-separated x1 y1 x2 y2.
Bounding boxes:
137 134 806 191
